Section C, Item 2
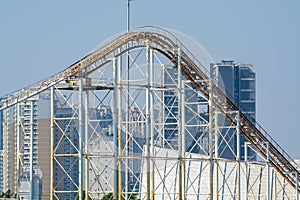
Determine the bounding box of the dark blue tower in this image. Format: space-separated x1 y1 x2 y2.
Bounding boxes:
212 60 256 160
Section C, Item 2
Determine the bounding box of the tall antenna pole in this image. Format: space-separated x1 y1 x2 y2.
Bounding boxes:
126 1 132 199
127 0 131 32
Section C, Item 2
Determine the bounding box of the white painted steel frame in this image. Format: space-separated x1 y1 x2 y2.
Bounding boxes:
1 27 299 199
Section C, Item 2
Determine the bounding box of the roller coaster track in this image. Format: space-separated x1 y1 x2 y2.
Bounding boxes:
1 26 299 192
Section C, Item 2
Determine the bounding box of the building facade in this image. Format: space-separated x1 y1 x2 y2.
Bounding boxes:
2 104 17 194
37 93 51 200
0 98 4 194
20 98 39 174
211 60 256 160
0 98 3 150
2 92 51 199
0 150 3 194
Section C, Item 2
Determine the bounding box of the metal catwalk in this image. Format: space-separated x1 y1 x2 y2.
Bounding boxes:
0 27 299 200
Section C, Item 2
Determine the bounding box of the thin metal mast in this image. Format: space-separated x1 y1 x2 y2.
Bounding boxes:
78 76 84 200
126 1 130 197
127 0 131 33
126 1 133 197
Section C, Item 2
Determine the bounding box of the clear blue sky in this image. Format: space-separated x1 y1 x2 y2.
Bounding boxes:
1 1 299 158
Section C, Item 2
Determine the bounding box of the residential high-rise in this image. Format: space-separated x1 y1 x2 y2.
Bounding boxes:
3 105 16 193
20 97 39 173
0 98 3 150
211 60 256 160
3 104 17 194
2 93 51 199
18 97 43 200
0 150 3 194
0 98 4 194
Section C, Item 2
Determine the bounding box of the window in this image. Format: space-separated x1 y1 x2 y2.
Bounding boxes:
241 80 255 89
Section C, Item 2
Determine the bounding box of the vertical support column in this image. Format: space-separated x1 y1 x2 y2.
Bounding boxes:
266 142 270 200
113 57 119 200
181 80 186 200
145 41 151 200
271 169 274 200
214 112 218 200
208 73 214 200
84 89 89 199
16 103 21 200
149 48 155 200
160 64 165 148
296 172 299 200
29 101 34 200
78 77 84 200
125 40 130 200
117 54 123 200
177 48 183 200
245 142 249 200
236 111 241 200
50 87 55 200
274 171 277 200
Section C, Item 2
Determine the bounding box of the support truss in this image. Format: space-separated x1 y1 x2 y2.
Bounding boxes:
0 27 299 200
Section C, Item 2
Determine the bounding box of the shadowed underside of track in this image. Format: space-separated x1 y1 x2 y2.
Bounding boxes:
1 26 299 193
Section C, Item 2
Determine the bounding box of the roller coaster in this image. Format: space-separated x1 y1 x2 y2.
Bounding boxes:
0 27 299 200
